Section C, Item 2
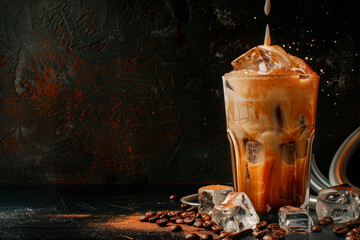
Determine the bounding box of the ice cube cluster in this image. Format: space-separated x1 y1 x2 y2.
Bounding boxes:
228 45 317 75
198 185 259 233
212 192 260 233
316 184 360 223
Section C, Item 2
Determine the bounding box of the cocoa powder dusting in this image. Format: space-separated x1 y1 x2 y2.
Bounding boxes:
93 213 217 237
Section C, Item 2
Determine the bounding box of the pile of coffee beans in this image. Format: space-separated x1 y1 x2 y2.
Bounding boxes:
252 222 286 240
139 203 220 239
316 216 360 240
343 217 360 240
139 198 360 240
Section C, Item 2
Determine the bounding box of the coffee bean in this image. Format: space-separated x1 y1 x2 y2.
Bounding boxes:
252 229 267 238
170 216 182 222
353 218 360 226
219 232 229 238
311 224 321 232
202 222 212 229
267 223 280 231
349 228 360 235
319 216 334 226
195 213 202 219
156 211 164 215
355 218 360 226
319 219 329 226
170 225 182 232
193 220 204 228
185 233 200 240
175 218 184 224
184 217 195 225
148 215 159 223
169 194 178 200
345 235 358 240
139 215 147 222
256 221 268 230
211 225 223 233
156 218 168 227
273 228 286 235
333 226 350 236
145 211 156 219
167 211 177 217
181 212 190 218
204 220 214 225
346 219 360 229
346 221 355 229
199 233 213 240
273 233 285 240
181 203 191 210
221 237 233 240
186 206 197 212
347 230 360 237
159 212 168 219
263 234 279 240
188 211 197 217
228 228 253 238
181 211 196 218
177 210 185 215
202 213 211 221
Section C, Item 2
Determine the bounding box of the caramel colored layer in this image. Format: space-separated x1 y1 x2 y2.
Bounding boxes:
223 74 319 213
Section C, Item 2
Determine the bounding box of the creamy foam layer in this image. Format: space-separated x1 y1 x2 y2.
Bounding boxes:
226 45 318 76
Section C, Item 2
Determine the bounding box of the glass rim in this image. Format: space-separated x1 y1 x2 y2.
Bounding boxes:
222 74 319 80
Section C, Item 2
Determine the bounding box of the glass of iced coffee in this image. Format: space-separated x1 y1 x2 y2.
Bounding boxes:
223 45 319 213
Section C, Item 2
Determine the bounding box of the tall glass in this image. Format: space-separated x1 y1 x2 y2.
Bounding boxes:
223 74 319 213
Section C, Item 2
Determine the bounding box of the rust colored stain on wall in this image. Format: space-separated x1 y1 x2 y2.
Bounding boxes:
1 0 360 184
0 0 232 184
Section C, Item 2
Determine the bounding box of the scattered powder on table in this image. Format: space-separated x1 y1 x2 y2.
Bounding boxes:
92 213 217 237
44 214 92 218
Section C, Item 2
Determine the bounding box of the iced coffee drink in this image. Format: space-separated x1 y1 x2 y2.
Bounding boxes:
223 45 319 213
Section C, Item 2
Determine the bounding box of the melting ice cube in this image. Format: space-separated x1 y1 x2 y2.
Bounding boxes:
246 140 264 164
316 184 360 223
278 206 313 232
198 185 233 214
279 142 296 164
212 192 259 233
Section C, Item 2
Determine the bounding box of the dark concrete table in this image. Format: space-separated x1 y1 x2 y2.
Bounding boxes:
0 185 346 239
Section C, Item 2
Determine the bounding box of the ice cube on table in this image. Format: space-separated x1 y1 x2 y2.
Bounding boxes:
316 184 360 223
212 192 259 233
198 185 233 214
278 206 313 232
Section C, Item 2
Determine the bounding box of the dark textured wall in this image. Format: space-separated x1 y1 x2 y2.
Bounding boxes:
0 0 359 184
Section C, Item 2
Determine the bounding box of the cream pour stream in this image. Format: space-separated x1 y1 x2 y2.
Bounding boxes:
264 0 271 46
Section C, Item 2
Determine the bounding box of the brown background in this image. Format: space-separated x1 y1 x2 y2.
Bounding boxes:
0 0 359 184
